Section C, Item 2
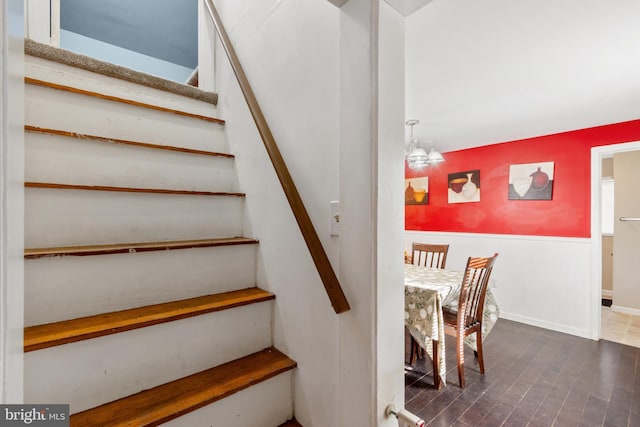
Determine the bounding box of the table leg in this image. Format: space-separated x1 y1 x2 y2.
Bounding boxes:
432 339 442 389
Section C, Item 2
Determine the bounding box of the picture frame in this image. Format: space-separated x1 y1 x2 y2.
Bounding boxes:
508 162 554 200
405 176 429 205
448 170 480 203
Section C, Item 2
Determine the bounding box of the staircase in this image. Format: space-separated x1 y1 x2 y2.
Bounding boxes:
23 41 299 427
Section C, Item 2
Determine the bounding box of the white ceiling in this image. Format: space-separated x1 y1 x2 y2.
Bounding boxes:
405 0 640 153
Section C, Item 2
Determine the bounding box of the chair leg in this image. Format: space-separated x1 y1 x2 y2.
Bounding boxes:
409 336 418 365
476 330 485 374
409 336 427 366
432 339 441 390
456 334 465 388
408 337 414 365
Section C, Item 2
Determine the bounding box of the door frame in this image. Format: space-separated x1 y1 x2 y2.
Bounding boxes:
1 0 25 403
590 140 640 340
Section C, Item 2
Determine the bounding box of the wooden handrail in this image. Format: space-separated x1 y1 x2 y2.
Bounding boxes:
203 0 350 314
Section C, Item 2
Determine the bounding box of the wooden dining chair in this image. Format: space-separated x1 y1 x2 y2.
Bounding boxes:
407 243 450 366
442 253 498 388
411 243 449 269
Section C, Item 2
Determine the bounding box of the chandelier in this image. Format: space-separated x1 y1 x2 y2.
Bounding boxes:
405 119 444 169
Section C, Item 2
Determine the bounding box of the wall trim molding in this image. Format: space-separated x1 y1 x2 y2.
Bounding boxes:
405 230 591 244
601 290 613 298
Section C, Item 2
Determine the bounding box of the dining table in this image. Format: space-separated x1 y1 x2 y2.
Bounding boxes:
404 263 500 388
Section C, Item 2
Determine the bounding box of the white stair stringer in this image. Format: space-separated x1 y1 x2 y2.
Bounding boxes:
23 46 296 425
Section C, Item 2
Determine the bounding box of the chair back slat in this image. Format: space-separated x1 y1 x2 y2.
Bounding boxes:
458 253 498 329
411 243 449 269
442 252 498 389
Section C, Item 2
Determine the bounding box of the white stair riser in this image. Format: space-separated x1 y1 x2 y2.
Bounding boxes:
27 56 218 118
25 131 237 193
25 245 257 326
163 373 293 427
24 302 273 414
26 84 227 153
25 188 244 247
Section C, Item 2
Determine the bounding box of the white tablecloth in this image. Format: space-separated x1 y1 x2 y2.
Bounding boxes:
404 264 500 386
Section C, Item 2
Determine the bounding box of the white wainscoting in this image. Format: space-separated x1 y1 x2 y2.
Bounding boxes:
405 231 594 339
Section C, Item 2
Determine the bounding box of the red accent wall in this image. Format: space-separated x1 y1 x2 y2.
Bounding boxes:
405 119 640 238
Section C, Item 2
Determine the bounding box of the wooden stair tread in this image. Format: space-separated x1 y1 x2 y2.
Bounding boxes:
24 237 258 259
25 125 235 158
25 181 245 197
25 77 225 124
69 347 297 427
24 288 274 352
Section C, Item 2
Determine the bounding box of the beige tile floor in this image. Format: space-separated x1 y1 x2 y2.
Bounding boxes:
601 306 640 347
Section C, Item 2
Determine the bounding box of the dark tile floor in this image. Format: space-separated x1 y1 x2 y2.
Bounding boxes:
405 319 640 426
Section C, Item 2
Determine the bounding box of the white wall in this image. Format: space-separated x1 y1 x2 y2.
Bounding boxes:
0 0 25 403
405 231 593 338
212 0 347 425
211 0 408 424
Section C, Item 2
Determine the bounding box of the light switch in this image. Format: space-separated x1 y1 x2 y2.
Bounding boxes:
330 201 340 237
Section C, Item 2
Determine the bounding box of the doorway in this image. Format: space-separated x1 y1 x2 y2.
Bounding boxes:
591 141 640 345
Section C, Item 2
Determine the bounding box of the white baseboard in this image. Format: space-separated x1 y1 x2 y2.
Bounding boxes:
611 305 640 316
499 312 591 340
601 290 613 298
